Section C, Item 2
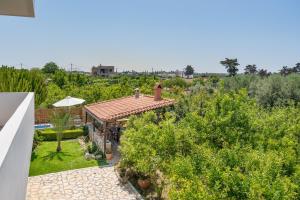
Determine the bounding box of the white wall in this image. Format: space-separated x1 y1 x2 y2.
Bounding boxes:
0 93 34 200
0 93 27 126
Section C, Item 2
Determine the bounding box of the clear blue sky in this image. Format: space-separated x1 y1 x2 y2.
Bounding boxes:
0 0 300 73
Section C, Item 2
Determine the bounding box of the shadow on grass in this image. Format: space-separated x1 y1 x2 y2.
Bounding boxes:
31 151 38 161
42 151 71 161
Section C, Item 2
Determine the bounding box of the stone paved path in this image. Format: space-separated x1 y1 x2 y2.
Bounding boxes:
26 166 142 200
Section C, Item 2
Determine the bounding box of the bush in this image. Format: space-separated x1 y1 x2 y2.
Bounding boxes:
163 77 188 88
223 74 300 107
0 66 47 106
32 131 45 150
38 128 84 141
87 142 98 154
120 90 300 199
223 75 258 93
83 125 89 136
252 75 289 107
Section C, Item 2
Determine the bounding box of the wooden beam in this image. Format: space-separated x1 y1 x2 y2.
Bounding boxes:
93 118 96 132
85 111 88 124
103 121 107 153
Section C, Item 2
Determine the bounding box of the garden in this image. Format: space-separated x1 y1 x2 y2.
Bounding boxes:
116 63 300 200
118 88 300 199
1 62 300 199
30 116 107 176
30 140 106 176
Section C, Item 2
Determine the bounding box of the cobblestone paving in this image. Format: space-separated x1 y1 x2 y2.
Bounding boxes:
26 166 142 200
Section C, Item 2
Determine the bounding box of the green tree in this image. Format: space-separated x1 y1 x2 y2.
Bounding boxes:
43 83 66 107
258 69 271 78
280 66 293 76
42 62 59 74
0 66 47 106
293 63 300 73
50 112 71 152
244 64 257 74
164 77 187 89
184 65 194 77
119 88 300 199
53 69 68 88
220 58 239 76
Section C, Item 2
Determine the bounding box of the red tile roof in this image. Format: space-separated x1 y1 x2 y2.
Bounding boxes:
84 95 175 122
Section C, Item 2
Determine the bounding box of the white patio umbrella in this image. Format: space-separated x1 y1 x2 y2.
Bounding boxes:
53 96 85 108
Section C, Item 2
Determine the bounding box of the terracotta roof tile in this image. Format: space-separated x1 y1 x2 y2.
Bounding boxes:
84 95 175 121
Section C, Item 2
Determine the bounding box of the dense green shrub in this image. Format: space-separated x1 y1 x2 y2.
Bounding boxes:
163 77 188 88
223 74 258 93
38 128 84 141
44 74 159 106
0 66 160 108
83 125 89 136
0 66 47 106
251 75 289 107
224 74 300 107
41 62 59 74
87 142 98 154
32 131 45 151
120 89 300 199
255 74 300 107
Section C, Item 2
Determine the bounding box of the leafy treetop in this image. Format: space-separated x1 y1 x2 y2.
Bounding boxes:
244 64 257 74
220 58 239 77
42 62 59 74
184 65 194 76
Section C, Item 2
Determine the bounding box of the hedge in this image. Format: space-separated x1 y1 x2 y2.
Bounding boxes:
37 128 84 141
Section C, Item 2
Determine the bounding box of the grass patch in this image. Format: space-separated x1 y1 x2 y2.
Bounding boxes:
29 140 107 176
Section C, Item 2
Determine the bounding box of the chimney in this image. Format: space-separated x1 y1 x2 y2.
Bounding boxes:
154 83 162 101
135 88 140 98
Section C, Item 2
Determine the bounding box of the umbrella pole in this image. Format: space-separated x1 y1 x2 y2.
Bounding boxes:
68 106 71 127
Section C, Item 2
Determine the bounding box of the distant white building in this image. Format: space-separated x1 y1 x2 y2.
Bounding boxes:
175 70 193 79
175 70 184 77
0 93 34 200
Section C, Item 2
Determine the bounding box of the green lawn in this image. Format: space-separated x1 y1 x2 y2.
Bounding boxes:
29 140 106 176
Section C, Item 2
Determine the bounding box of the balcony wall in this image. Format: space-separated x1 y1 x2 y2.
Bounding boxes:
0 93 34 200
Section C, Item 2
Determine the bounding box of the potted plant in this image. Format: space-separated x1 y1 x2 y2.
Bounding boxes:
106 149 113 160
137 174 151 190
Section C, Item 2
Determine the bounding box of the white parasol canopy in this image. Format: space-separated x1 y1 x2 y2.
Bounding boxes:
53 96 85 107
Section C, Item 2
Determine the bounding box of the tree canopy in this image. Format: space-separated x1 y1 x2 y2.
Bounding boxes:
184 65 194 76
258 69 271 78
42 62 59 74
120 88 300 199
0 66 47 106
244 64 257 74
294 63 300 73
220 58 239 76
